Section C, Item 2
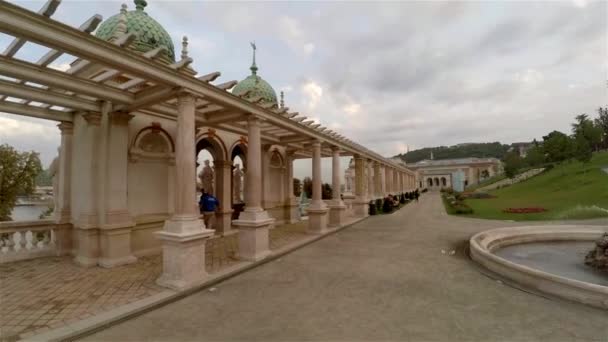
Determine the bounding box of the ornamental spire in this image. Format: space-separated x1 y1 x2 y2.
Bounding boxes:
181 36 189 60
134 0 147 11
250 41 258 75
113 3 128 39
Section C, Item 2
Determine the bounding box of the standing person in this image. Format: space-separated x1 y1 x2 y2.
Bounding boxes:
414 190 420 202
200 190 219 229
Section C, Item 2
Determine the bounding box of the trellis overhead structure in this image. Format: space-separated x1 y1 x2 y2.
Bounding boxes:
0 0 416 290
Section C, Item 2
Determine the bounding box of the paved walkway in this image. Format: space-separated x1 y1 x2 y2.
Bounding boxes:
0 220 312 340
85 193 608 341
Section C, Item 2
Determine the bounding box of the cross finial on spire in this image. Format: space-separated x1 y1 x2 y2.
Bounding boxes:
134 0 147 11
250 41 258 75
280 91 284 108
181 36 189 60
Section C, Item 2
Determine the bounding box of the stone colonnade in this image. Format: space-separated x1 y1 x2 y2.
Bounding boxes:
54 90 416 291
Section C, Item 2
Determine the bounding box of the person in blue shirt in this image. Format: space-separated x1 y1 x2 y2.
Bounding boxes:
199 190 219 229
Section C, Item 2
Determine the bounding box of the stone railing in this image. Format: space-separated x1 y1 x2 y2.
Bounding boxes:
0 219 72 263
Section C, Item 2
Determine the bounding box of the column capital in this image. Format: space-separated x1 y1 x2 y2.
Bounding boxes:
245 114 262 125
110 111 135 126
176 88 198 103
311 140 322 148
57 122 74 135
330 145 340 152
81 112 101 126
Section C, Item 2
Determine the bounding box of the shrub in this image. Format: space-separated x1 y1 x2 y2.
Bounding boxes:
382 198 393 213
375 199 383 213
400 194 406 204
369 201 377 215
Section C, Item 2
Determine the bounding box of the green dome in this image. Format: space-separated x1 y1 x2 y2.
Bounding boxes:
232 45 278 108
232 74 278 108
96 0 175 62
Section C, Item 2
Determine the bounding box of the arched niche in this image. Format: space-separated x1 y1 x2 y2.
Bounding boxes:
129 124 175 163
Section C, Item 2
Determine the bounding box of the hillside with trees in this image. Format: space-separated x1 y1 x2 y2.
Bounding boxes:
394 142 511 164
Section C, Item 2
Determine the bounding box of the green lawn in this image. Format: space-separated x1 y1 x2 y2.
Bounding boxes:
462 152 608 221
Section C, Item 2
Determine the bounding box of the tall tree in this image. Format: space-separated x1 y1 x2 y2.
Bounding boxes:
0 144 43 221
293 178 302 197
302 177 313 199
595 107 608 149
542 131 573 163
503 152 524 178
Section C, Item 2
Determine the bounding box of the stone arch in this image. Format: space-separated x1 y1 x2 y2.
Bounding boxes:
195 130 228 162
229 138 248 168
129 124 174 162
427 178 433 187
441 177 447 186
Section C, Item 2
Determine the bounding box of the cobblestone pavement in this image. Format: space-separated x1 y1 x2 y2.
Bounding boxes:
0 221 313 341
85 194 608 341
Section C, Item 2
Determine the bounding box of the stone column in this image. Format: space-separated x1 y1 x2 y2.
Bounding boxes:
308 140 329 233
284 150 299 223
328 147 346 227
353 155 368 217
367 160 374 200
156 91 214 291
233 115 274 261
55 122 73 224
99 111 137 268
73 112 101 267
213 160 233 235
54 122 73 256
374 162 382 198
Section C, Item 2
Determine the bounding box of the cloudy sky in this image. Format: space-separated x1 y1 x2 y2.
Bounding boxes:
1 0 606 180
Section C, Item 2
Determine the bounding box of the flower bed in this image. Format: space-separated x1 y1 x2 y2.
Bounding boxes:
503 207 547 214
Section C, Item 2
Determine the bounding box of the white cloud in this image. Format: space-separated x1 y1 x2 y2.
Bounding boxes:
301 80 323 111
278 16 315 57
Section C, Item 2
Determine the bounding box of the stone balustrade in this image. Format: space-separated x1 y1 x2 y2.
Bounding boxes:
0 220 71 263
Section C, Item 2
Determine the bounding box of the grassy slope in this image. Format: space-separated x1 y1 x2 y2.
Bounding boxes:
464 152 608 221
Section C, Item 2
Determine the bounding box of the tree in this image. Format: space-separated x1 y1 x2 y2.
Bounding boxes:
573 134 592 164
293 178 302 197
503 152 524 178
321 183 333 200
302 177 313 199
595 107 608 149
572 113 603 151
524 145 545 167
542 131 573 163
36 168 52 187
0 144 43 221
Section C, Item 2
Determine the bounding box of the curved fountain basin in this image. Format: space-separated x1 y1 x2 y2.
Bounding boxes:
470 225 608 309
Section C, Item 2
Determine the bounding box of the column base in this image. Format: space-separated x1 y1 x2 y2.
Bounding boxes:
155 219 214 291
233 208 274 261
73 227 99 267
328 202 347 227
99 225 137 268
307 203 329 234
353 198 369 218
214 210 233 235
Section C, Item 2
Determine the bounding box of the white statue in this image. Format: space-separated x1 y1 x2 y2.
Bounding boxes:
233 163 244 203
199 159 214 195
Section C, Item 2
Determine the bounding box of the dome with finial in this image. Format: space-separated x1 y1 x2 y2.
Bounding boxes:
95 0 175 62
232 42 278 108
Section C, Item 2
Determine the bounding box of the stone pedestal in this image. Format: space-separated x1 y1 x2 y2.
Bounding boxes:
74 227 100 267
99 225 137 268
284 199 300 224
353 199 369 218
307 203 329 234
328 202 347 227
156 218 214 291
233 208 274 261
214 210 233 235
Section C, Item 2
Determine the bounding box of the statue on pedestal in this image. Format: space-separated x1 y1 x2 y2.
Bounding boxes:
233 163 244 203
198 159 214 195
